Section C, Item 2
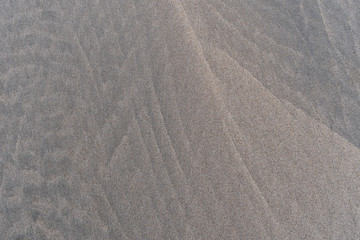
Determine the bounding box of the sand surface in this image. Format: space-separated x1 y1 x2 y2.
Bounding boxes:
1 0 360 239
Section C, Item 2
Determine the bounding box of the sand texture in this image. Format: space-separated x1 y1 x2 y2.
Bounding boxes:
1 0 360 239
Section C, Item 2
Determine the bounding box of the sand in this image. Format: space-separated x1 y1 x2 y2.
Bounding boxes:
1 0 360 239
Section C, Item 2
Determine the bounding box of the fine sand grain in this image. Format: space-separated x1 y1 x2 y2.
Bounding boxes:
1 0 360 239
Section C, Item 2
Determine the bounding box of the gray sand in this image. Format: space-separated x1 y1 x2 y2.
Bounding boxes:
1 0 360 239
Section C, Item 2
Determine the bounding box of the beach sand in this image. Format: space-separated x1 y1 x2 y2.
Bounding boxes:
1 0 360 239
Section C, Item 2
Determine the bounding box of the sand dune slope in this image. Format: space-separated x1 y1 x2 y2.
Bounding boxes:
1 0 359 239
